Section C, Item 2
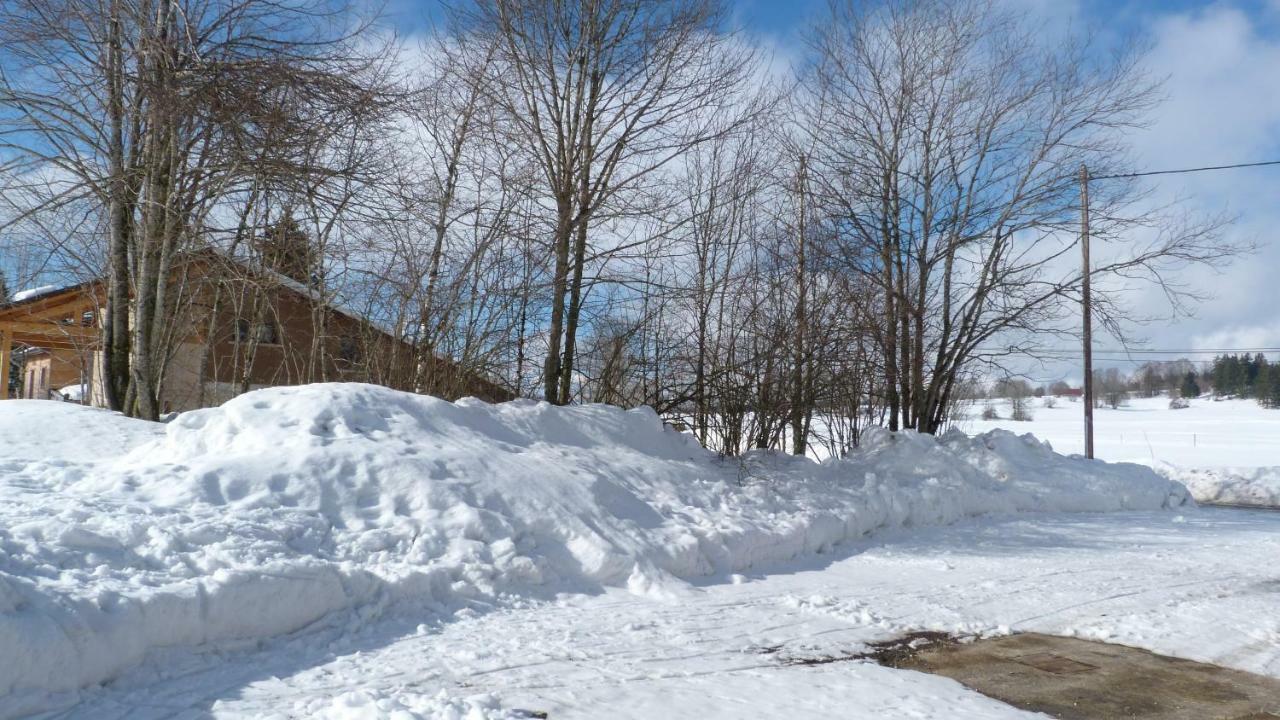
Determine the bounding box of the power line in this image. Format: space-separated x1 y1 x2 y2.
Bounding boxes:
978 347 1280 355
1092 159 1280 180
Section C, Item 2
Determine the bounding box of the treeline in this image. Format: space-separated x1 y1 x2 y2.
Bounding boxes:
0 0 1235 455
986 355 1280 413
1211 354 1280 407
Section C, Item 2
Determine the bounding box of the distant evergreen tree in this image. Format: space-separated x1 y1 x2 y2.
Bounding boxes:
255 216 317 286
0 271 9 302
1256 361 1274 408
1214 354 1246 397
1244 353 1265 398
1179 372 1201 399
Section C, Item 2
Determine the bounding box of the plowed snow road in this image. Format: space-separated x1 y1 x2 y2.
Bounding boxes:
45 508 1280 720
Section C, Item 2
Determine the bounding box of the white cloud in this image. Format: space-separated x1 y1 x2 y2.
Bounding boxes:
1113 4 1280 359
1191 320 1280 351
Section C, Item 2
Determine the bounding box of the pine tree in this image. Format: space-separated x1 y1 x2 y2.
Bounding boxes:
1245 353 1265 397
1217 354 1245 397
0 272 9 302
1257 359 1274 408
255 216 316 286
1179 372 1201 399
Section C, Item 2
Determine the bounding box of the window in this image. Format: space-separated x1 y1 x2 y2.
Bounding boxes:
81 310 95 326
256 321 279 345
338 336 362 363
236 319 278 344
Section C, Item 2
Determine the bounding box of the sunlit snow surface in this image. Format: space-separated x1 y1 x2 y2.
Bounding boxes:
60 510 1280 720
962 395 1280 505
0 384 1263 719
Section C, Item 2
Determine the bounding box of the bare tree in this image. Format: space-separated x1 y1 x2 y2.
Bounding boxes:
804 0 1236 434
0 0 395 418
450 0 759 405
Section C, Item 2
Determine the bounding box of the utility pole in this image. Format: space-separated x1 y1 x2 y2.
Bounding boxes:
1080 163 1095 459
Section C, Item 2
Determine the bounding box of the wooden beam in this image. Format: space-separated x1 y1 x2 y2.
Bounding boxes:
11 337 92 350
0 331 10 400
0 320 98 341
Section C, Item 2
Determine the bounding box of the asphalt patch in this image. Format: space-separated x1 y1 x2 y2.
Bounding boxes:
882 632 1280 719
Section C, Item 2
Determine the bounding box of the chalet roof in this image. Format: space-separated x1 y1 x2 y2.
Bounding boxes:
0 281 101 351
0 280 99 313
0 251 374 337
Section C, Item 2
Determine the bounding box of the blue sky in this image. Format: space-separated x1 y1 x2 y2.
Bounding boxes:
374 0 1280 380
723 0 1280 379
7 0 1280 382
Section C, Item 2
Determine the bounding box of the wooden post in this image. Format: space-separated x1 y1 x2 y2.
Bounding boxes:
1080 164 1094 459
0 330 10 400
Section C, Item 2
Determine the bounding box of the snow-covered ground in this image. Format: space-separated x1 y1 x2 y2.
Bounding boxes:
0 384 1264 718
960 395 1280 505
44 509 1280 720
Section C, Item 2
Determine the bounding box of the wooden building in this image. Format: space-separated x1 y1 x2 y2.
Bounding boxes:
0 254 510 410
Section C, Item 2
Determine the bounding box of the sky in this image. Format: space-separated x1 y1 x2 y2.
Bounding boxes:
740 0 1280 383
365 0 1280 382
6 0 1279 386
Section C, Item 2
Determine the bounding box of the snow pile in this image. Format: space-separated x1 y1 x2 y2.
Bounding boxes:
0 384 1190 713
56 384 87 403
1158 464 1280 507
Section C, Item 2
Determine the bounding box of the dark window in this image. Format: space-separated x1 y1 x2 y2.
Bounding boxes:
256 321 279 345
338 336 362 363
81 310 94 326
236 319 278 344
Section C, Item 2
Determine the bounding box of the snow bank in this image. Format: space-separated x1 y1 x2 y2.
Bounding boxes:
1158 464 1280 508
55 384 87 403
0 384 1190 714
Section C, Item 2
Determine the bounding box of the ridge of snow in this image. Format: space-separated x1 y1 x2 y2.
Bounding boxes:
1157 464 1280 507
8 285 58 303
0 383 1191 713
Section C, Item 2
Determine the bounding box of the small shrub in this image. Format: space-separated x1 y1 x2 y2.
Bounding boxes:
981 403 1000 420
1169 397 1190 410
1010 401 1033 422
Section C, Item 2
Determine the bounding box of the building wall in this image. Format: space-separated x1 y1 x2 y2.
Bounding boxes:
140 272 507 409
9 261 511 412
160 342 209 413
21 348 89 400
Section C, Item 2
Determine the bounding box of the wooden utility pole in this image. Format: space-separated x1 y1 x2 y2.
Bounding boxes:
1080 163 1095 459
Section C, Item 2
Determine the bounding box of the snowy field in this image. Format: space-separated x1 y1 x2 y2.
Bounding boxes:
0 383 1273 719
959 395 1280 506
